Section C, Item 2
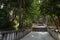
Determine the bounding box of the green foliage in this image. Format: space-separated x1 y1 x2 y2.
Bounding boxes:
0 0 40 30
40 0 59 14
0 0 18 30
40 0 60 21
40 0 60 29
25 0 40 23
23 0 40 28
18 0 40 29
0 10 16 30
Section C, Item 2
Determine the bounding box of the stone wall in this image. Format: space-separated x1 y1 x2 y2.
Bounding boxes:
47 28 59 40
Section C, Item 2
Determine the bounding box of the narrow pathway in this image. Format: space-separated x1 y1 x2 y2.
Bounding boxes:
20 32 55 40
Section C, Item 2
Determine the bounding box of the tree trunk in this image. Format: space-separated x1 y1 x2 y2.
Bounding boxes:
18 0 23 29
50 15 58 29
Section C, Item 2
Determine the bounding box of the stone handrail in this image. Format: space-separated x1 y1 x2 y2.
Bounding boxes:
0 29 31 40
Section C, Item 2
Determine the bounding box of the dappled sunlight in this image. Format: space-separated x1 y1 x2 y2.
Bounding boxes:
38 32 48 35
13 20 19 30
9 9 14 16
0 3 4 9
31 35 34 37
58 34 60 40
